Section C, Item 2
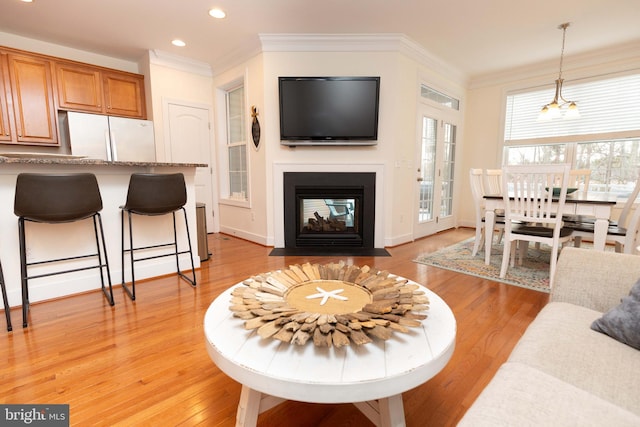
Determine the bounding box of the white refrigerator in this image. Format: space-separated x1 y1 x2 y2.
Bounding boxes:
62 111 156 162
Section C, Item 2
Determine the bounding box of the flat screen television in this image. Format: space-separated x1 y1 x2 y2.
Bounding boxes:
278 76 380 146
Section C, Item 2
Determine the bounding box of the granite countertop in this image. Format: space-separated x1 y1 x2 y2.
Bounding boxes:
0 154 207 168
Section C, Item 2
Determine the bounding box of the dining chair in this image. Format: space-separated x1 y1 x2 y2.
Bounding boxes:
484 169 502 196
568 176 640 253
561 169 593 223
470 168 505 256
568 169 591 192
499 164 573 288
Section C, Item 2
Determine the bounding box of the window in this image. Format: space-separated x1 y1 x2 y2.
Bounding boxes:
503 72 640 196
225 84 248 201
421 85 459 110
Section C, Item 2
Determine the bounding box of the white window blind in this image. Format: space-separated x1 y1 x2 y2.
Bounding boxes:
505 73 640 144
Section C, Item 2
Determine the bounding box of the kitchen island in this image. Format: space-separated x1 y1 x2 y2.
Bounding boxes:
0 155 207 310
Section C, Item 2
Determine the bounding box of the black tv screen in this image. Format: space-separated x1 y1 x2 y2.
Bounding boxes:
279 77 380 145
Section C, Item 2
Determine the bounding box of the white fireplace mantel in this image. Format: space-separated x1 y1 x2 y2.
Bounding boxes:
273 162 385 248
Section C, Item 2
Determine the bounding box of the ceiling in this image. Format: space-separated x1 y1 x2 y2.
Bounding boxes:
2 0 639 79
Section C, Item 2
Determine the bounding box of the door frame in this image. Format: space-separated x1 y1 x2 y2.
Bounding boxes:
413 102 460 240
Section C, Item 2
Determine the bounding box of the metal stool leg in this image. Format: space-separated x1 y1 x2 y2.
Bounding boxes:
121 210 136 301
174 208 196 287
0 261 12 332
18 217 29 328
94 213 115 306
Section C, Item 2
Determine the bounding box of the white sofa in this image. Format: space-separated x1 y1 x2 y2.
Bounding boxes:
458 247 640 426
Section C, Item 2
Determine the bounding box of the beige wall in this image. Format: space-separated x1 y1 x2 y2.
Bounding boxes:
145 58 214 162
211 53 268 244
0 31 139 72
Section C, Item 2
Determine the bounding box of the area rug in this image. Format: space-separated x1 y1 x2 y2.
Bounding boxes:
413 238 553 293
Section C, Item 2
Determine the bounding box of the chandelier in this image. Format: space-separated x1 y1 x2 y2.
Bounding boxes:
538 23 580 120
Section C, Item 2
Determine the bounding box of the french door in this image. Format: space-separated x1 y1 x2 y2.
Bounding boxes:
414 104 458 239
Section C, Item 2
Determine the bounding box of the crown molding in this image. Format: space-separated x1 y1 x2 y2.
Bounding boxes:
469 39 640 89
210 39 264 77
149 49 213 77
258 33 468 85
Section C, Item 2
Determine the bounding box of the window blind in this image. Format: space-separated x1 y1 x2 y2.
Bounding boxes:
504 73 640 144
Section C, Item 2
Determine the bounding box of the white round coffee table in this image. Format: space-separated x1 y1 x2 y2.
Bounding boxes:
204 276 456 426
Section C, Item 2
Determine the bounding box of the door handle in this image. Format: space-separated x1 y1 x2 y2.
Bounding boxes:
417 177 424 182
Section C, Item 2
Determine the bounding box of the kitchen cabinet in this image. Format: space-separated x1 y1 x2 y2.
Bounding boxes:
55 61 104 113
102 71 145 118
0 55 12 142
56 62 146 119
6 52 58 145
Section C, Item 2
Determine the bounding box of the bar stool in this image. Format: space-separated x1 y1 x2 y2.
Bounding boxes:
0 260 12 331
120 173 196 300
14 173 115 328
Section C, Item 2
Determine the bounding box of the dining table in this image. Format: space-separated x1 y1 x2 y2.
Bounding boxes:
483 192 618 265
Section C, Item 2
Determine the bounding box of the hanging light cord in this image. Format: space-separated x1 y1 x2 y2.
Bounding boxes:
557 23 568 82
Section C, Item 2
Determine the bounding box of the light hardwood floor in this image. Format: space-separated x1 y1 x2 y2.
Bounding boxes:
0 228 549 426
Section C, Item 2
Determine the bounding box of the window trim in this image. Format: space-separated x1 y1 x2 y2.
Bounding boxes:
216 75 251 209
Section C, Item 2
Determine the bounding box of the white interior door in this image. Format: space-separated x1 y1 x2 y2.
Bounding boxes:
165 101 217 232
414 104 458 239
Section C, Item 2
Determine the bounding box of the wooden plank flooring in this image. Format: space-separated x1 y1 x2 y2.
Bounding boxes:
0 228 549 426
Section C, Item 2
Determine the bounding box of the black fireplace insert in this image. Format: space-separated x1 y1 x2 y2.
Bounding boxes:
283 172 376 249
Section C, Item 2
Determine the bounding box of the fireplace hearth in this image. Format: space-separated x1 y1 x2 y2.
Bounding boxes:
277 172 389 256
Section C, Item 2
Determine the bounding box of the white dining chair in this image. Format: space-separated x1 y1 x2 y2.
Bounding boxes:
470 168 505 256
568 168 591 192
561 169 593 223
569 176 640 254
500 164 573 288
484 169 502 196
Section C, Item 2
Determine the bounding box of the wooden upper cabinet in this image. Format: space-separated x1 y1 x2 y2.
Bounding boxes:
56 62 145 118
103 71 145 119
6 53 58 145
56 62 104 113
0 55 12 142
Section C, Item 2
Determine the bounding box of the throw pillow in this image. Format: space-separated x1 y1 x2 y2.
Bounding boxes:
591 278 640 350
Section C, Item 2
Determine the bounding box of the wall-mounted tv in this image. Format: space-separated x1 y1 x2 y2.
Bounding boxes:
278 76 380 146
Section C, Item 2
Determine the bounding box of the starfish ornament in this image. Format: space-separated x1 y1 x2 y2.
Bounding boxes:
305 287 348 306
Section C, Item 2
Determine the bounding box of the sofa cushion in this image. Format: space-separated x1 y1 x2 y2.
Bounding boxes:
508 302 640 416
458 362 640 426
591 278 640 350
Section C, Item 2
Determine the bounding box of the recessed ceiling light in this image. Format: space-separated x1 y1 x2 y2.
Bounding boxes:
21 0 34 3
208 8 226 19
172 39 186 47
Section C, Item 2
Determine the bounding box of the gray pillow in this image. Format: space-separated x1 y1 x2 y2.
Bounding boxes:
591 278 640 350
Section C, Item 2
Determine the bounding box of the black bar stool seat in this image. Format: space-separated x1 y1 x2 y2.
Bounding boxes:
120 173 196 300
14 173 115 328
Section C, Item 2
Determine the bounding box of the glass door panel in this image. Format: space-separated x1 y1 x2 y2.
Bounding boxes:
414 105 458 239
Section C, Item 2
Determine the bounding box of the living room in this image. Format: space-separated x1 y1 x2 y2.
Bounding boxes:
1 3 638 252
1 1 639 425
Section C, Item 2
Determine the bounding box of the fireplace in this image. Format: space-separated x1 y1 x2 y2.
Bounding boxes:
284 172 376 249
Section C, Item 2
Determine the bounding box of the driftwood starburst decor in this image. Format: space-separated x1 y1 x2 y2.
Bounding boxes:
229 261 430 348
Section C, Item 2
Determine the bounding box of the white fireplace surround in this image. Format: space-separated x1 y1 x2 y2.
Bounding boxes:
273 163 385 248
